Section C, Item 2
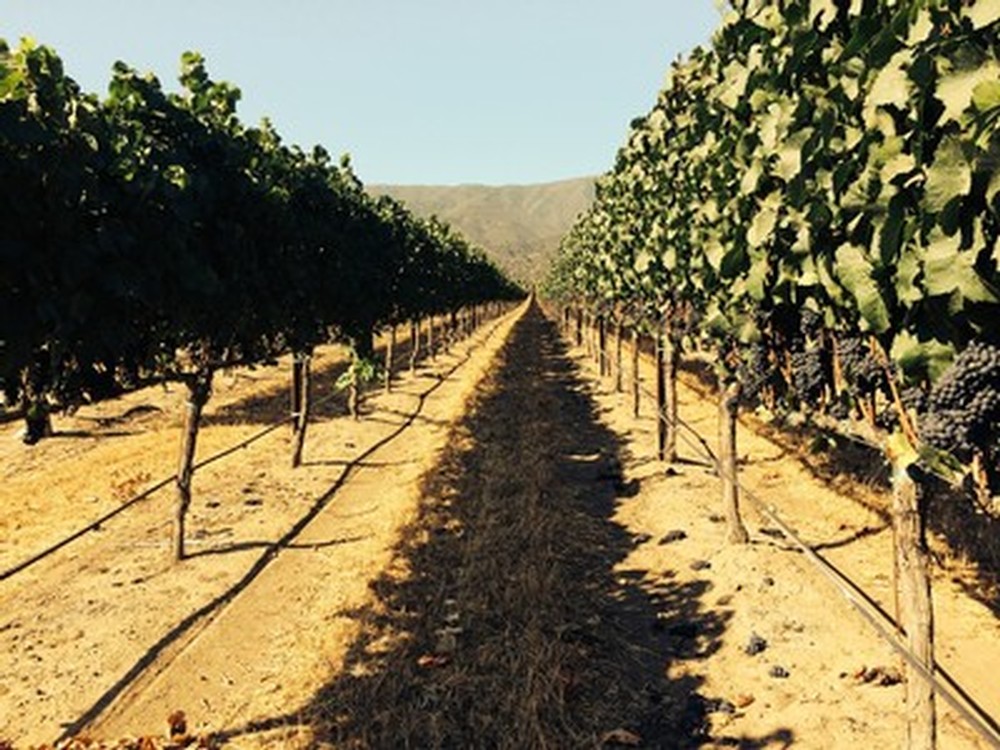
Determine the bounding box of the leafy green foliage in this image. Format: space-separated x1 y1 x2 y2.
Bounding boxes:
0 39 523 430
544 0 1000 468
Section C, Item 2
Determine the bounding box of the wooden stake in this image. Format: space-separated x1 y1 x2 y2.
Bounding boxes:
655 329 667 461
385 325 395 393
615 320 624 392
892 463 936 750
291 354 310 468
175 370 212 561
410 318 419 375
664 327 679 464
719 380 749 544
632 328 641 418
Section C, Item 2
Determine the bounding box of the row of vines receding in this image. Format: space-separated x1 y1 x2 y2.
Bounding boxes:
543 2 999 748
0 38 523 562
0 38 523 441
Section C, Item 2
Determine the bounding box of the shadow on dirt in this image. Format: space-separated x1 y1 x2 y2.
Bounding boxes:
204 331 469 429
679 359 1000 620
212 303 791 748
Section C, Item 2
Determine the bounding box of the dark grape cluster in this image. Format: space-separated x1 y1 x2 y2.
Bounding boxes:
791 348 826 403
837 336 884 396
900 386 929 414
919 341 1000 461
740 343 775 400
878 386 929 430
927 340 1000 411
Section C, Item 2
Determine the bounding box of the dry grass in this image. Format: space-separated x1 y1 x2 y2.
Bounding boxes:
303 305 709 749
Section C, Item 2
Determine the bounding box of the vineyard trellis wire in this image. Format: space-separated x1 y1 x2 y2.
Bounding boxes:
563 308 1000 749
0 304 515 584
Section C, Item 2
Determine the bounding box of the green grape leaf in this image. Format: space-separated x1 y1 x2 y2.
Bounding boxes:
922 230 998 303
834 245 891 332
963 1 1000 30
746 254 770 301
937 61 1000 125
747 198 779 248
864 50 912 125
972 78 1000 113
894 249 923 304
924 136 972 212
809 0 838 31
890 330 955 382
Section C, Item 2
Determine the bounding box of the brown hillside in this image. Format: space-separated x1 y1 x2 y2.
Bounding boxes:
369 176 595 284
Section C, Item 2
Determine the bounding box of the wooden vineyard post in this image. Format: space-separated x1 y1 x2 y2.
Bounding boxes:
384 325 396 393
429 315 436 362
291 355 303 439
593 314 601 368
655 327 667 460
410 318 419 375
892 463 936 750
632 327 641 418
719 380 749 544
291 352 311 468
597 315 610 378
664 325 679 464
175 369 213 561
575 307 584 347
615 320 624 393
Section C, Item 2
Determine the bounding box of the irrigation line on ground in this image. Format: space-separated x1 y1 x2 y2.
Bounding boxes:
0 311 505 584
55 307 518 743
573 328 1000 750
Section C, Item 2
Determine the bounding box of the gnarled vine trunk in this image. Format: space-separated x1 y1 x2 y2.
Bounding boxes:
291 351 311 468
175 368 213 561
719 380 749 544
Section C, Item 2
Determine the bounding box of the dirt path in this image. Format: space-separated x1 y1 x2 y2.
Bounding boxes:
559 315 1000 748
277 300 708 748
0 309 519 747
4 300 999 748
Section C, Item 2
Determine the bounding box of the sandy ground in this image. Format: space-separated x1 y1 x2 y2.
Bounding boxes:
2 300 998 748
0 310 519 748
561 314 1000 749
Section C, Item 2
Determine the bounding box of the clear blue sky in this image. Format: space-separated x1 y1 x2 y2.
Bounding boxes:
3 1 721 186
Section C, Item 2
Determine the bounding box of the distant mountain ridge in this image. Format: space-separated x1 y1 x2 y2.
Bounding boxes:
369 176 595 283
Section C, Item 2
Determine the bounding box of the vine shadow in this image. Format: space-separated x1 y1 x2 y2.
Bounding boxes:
211 304 787 748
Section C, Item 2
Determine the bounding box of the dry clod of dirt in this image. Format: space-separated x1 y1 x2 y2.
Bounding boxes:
769 665 790 679
704 697 737 715
659 529 687 544
744 632 768 656
690 559 712 571
852 665 904 687
733 693 755 708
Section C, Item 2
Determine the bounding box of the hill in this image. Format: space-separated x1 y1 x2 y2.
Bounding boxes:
369 176 595 284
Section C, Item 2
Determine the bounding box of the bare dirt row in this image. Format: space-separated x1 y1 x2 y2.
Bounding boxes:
2 298 998 748
0 309 519 748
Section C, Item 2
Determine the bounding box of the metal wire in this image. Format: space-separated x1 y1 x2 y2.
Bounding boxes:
573 324 1000 749
0 309 508 583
